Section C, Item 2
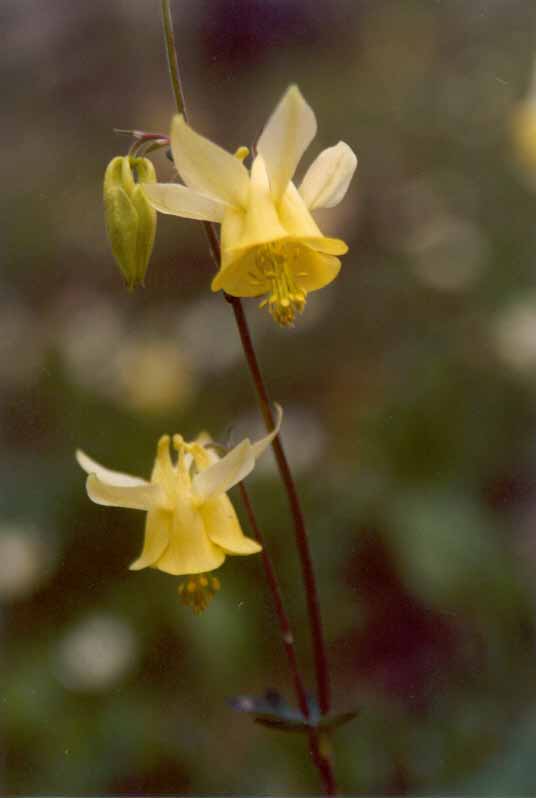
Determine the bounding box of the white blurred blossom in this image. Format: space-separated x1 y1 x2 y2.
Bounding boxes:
114 337 195 415
0 299 44 388
56 614 137 692
380 177 487 292
409 216 488 292
53 295 125 399
177 297 243 375
0 524 51 601
492 300 536 372
53 295 196 414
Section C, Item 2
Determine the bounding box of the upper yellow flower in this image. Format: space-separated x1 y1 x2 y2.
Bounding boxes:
143 86 358 326
76 406 282 612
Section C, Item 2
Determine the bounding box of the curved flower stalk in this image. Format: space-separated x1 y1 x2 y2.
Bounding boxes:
143 85 357 326
76 405 282 612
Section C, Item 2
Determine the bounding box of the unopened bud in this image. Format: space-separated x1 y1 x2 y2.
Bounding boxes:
103 156 157 289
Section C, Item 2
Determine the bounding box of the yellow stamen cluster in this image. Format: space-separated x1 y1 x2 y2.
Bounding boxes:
178 573 221 613
253 242 307 327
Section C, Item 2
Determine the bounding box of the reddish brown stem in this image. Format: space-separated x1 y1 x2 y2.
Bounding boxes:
160 1 335 792
228 295 330 716
238 482 336 795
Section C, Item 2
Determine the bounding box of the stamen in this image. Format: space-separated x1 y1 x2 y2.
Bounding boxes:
178 573 221 613
255 243 307 326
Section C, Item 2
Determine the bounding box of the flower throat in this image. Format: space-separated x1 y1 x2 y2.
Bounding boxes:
252 242 307 327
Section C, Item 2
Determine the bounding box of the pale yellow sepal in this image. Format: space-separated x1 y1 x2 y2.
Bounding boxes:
142 182 227 222
76 450 146 487
171 114 249 207
192 403 283 500
86 473 164 512
299 141 358 210
257 85 317 201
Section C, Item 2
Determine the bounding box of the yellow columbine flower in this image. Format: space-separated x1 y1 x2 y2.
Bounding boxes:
76 406 282 612
143 86 357 326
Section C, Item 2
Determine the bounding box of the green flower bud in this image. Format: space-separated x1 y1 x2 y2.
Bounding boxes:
103 156 157 290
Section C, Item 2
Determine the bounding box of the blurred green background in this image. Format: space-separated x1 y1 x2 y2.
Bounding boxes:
4 0 536 794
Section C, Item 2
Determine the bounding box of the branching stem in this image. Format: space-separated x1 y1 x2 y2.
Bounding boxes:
159 2 335 793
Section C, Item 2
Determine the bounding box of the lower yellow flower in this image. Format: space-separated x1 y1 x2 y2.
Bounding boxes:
77 407 282 611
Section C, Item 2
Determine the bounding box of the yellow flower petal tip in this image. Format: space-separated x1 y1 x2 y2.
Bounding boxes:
142 86 357 326
76 410 280 608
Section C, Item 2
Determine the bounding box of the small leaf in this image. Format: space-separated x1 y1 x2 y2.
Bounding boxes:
319 709 359 732
229 689 308 732
229 689 358 735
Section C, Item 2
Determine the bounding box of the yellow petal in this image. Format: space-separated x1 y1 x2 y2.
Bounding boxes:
278 180 323 237
153 506 225 575
212 236 345 298
86 473 164 511
299 141 357 210
212 158 287 295
142 183 227 222
171 114 249 208
129 508 172 570
76 450 147 487
220 205 246 267
202 494 261 555
236 155 288 245
295 252 342 292
299 236 348 255
211 248 269 297
257 85 317 201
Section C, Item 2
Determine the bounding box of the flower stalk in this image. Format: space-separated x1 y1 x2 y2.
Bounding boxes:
160 0 336 792
238 482 336 795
